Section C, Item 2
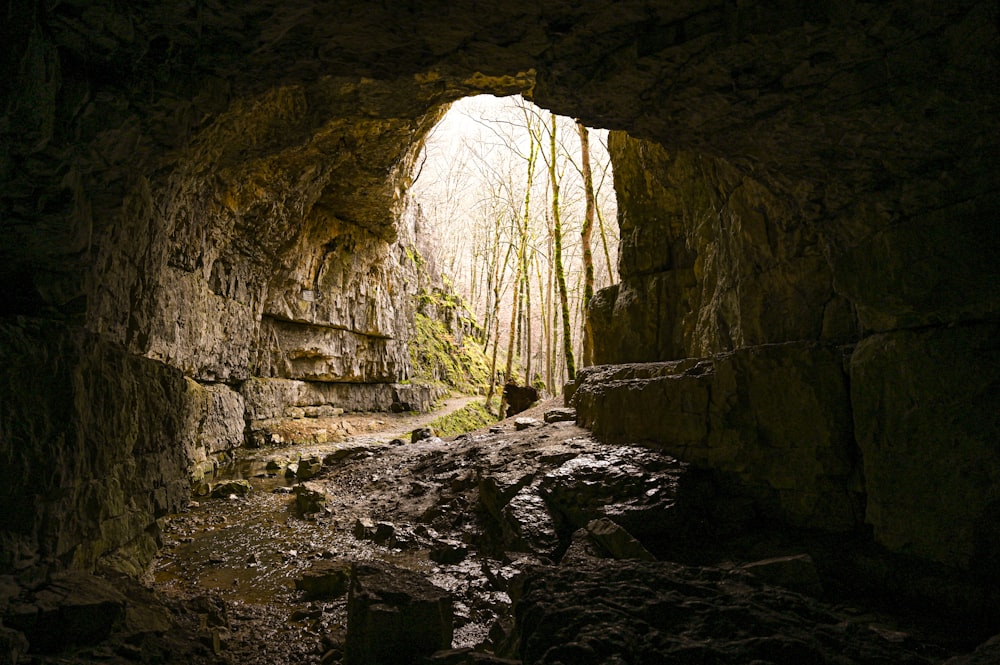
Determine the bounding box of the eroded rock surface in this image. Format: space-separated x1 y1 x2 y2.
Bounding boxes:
503 559 945 665
573 342 861 532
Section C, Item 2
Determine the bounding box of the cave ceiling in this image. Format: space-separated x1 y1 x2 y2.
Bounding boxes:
1 0 996 318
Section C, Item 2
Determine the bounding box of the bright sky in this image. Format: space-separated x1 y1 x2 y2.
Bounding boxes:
410 94 618 304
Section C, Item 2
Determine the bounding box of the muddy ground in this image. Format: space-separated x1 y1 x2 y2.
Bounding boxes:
5 393 993 664
140 396 982 665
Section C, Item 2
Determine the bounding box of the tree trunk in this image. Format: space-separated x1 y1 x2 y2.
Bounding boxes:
576 120 596 367
549 113 576 384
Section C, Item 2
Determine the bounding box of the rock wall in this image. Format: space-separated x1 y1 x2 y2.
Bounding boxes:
0 320 190 575
591 140 853 362
851 323 1000 569
575 343 861 532
580 0 999 574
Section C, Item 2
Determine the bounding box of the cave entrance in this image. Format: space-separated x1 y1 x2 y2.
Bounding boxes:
409 94 618 398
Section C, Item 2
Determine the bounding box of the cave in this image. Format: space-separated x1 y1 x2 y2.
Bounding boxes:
1 1 998 663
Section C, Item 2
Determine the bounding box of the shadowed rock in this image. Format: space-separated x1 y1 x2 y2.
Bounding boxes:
345 561 453 665
503 560 944 665
503 383 539 418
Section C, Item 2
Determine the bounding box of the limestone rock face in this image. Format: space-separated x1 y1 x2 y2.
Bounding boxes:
0 320 190 574
255 317 408 383
593 139 853 362
241 378 445 423
181 378 246 485
851 323 1000 569
574 343 861 532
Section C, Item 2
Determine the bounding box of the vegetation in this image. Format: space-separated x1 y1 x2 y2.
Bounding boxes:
426 399 497 437
410 95 618 397
409 309 492 396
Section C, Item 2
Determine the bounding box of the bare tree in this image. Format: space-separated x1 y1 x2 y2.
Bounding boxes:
576 120 597 366
547 112 576 383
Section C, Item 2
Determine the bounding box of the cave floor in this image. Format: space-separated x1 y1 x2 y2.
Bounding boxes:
152 398 576 663
146 399 968 665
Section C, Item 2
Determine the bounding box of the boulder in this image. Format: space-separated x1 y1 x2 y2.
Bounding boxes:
543 407 576 424
353 518 376 540
345 562 453 665
412 427 435 443
209 479 252 499
296 560 352 600
513 417 541 431
3 572 126 653
573 342 861 532
296 456 323 480
294 482 328 515
500 485 561 557
503 383 538 417
429 539 469 565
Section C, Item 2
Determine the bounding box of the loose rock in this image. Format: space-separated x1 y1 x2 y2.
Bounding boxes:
412 427 435 443
543 407 576 423
295 560 352 600
297 456 323 480
209 479 252 499
430 539 469 565
295 482 328 515
345 561 453 665
585 517 656 561
739 553 824 597
513 417 541 431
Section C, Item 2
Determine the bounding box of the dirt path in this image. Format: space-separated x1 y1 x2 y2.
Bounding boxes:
235 393 485 471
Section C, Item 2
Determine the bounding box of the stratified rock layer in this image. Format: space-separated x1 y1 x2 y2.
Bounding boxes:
574 342 860 532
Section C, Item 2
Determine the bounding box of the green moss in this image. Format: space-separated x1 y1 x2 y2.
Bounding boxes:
427 400 496 437
409 312 492 394
405 246 425 268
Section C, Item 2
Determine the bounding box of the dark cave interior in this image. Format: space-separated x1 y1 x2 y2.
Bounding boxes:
1 1 998 663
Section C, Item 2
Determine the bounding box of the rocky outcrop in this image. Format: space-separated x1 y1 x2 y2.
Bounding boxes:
502 559 944 664
574 342 861 532
0 320 190 575
593 141 852 363
181 379 246 486
851 323 1000 570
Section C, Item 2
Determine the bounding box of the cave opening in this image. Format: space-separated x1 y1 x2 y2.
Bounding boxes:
2 1 998 662
408 93 619 399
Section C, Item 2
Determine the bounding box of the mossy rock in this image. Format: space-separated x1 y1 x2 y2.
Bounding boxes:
426 400 495 437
